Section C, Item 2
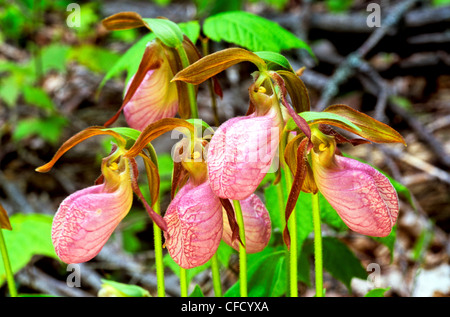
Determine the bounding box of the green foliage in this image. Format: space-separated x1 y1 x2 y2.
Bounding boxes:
13 115 68 145
0 214 58 286
203 11 312 54
432 0 450 6
364 287 391 297
326 0 354 13
189 284 205 297
224 247 287 297
99 279 151 297
68 45 120 74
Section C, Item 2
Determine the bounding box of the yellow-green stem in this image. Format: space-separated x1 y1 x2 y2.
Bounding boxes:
312 192 324 297
180 267 188 297
153 199 165 297
176 45 199 119
233 200 247 297
284 167 298 297
0 229 17 297
210 253 222 297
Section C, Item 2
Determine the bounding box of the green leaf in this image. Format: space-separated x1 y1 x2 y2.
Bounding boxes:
13 115 68 144
178 21 201 44
364 287 391 297
189 285 205 297
224 248 287 297
36 44 70 74
99 279 150 297
286 111 362 133
254 51 293 71
0 76 20 107
0 214 58 286
68 45 120 74
102 127 141 142
142 18 183 48
203 11 312 54
326 0 354 12
23 86 55 112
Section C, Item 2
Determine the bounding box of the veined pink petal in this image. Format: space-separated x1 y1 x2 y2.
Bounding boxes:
313 155 399 237
207 107 281 200
52 161 133 264
163 180 223 269
123 62 178 131
222 194 271 253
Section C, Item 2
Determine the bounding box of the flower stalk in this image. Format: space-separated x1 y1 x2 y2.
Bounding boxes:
152 198 165 297
180 267 188 297
211 253 222 297
284 167 298 297
311 192 323 297
233 199 247 297
176 45 198 119
0 229 17 297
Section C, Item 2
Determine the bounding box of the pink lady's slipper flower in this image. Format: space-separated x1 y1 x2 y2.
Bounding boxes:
222 194 271 254
122 41 179 131
164 134 272 268
309 127 398 237
36 127 167 264
52 154 133 263
164 179 223 269
207 84 284 200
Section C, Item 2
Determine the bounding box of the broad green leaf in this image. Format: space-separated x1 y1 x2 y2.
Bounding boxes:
99 279 150 297
364 287 391 297
189 285 205 297
254 51 293 71
0 214 57 286
142 18 183 48
224 248 287 297
203 11 312 54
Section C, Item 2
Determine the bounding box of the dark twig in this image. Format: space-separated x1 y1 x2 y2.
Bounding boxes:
315 0 421 111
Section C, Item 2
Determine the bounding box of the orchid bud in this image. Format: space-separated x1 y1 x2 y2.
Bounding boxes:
123 41 178 131
51 155 133 263
310 129 399 237
222 194 271 253
163 180 223 269
207 88 283 200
